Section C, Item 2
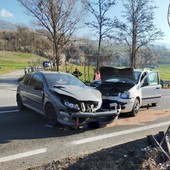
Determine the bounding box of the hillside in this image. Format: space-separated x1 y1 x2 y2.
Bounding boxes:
0 51 44 74
0 50 170 80
0 19 16 30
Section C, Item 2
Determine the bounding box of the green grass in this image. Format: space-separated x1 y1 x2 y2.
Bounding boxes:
0 51 45 74
59 64 95 83
157 64 170 80
0 51 170 82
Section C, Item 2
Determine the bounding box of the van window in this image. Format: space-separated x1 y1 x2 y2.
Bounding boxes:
147 72 159 85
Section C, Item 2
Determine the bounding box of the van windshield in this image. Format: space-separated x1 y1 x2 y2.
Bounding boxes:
134 71 142 83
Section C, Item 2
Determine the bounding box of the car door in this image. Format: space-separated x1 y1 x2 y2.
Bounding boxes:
19 73 32 105
141 71 161 106
27 73 44 113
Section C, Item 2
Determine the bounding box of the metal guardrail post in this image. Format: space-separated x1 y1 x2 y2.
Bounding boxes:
24 68 27 75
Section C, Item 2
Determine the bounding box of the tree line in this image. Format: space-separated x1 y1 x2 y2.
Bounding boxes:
0 0 166 71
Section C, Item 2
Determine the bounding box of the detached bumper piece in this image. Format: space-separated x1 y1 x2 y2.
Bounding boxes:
72 102 126 127
59 101 126 128
72 109 120 118
72 109 120 128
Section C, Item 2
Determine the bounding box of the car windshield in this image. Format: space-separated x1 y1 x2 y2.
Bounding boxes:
44 73 86 88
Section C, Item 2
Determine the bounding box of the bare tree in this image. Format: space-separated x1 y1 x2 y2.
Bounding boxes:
85 0 116 71
18 0 87 71
114 0 164 68
15 26 35 52
138 47 156 67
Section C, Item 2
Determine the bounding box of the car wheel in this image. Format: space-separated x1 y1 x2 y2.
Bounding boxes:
152 103 157 107
45 103 58 126
17 94 24 110
129 98 140 117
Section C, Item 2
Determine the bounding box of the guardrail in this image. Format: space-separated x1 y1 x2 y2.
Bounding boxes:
161 80 170 88
24 67 43 75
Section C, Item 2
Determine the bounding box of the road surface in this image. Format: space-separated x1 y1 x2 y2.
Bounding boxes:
0 70 170 170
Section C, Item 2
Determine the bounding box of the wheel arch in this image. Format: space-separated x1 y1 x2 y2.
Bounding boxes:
136 96 141 105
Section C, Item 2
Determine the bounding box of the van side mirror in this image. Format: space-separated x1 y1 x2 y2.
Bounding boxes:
142 81 148 87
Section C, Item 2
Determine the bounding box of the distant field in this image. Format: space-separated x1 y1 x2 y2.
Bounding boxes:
0 51 44 75
157 64 170 80
0 51 170 81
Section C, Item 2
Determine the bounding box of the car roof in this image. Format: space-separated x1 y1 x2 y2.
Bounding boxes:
32 71 70 75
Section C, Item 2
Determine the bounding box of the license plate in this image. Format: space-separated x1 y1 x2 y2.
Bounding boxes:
110 103 117 107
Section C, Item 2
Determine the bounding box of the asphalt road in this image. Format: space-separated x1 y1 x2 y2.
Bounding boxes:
0 70 170 170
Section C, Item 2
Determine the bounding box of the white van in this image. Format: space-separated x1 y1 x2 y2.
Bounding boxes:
96 67 161 116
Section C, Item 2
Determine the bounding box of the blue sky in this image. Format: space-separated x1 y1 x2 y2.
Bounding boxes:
0 0 170 45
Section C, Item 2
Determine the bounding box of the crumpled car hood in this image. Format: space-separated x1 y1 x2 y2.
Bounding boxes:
51 85 101 101
100 66 135 82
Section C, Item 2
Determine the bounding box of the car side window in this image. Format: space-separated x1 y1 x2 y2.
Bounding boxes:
23 74 32 86
29 74 43 89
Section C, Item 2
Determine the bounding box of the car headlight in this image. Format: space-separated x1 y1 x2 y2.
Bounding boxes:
63 100 79 110
120 92 130 99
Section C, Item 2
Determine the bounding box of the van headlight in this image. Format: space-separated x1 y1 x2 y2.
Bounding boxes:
63 100 79 110
120 92 130 99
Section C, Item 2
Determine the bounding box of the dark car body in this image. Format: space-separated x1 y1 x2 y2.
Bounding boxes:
16 71 121 128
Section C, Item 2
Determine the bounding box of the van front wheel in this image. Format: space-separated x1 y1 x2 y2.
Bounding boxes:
129 99 140 117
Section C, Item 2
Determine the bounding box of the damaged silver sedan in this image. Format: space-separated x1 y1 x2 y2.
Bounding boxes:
16 71 121 128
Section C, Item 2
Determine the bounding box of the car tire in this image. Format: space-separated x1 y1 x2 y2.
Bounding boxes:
45 103 58 126
129 98 140 117
152 103 157 107
17 94 24 110
88 121 100 129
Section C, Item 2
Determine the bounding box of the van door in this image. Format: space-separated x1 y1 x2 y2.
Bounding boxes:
141 71 161 106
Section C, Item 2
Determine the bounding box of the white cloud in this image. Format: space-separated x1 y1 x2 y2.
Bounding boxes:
0 9 14 18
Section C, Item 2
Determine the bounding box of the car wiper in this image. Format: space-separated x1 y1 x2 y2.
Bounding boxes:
53 85 65 89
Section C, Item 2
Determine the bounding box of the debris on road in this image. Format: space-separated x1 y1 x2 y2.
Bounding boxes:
147 125 170 161
27 131 170 170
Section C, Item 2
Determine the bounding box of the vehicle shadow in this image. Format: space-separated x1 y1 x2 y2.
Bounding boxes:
0 108 104 144
0 77 20 85
0 105 160 144
0 106 18 111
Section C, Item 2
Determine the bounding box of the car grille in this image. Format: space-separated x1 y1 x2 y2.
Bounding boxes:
100 87 119 96
79 101 99 112
101 99 120 110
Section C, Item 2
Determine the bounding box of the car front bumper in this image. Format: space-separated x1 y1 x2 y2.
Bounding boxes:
57 108 121 127
102 97 134 113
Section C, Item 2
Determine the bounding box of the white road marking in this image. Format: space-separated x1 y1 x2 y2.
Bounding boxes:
72 121 170 145
0 109 19 114
0 148 47 163
162 96 170 98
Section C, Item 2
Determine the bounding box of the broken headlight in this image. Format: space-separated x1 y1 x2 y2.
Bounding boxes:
63 100 79 110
